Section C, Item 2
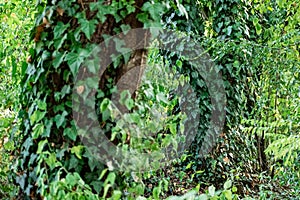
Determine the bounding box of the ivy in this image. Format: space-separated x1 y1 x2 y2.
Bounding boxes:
5 0 300 199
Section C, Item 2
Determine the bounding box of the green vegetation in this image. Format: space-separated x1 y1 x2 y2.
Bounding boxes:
0 0 299 199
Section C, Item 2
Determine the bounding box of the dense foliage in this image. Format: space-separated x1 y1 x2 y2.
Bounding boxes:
0 0 37 197
0 0 299 199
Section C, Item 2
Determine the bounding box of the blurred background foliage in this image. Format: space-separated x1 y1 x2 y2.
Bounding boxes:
0 0 36 197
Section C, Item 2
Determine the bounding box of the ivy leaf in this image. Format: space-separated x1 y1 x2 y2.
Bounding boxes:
65 173 81 187
136 13 149 23
126 4 135 14
61 85 71 98
32 123 44 139
16 174 26 190
45 153 60 170
84 151 98 171
153 187 161 199
232 186 238 193
120 24 131 34
91 181 103 194
141 2 165 21
169 123 177 135
37 139 48 154
198 194 208 200
4 140 14 151
104 172 116 185
54 111 68 128
223 190 233 199
65 52 83 77
71 145 85 159
64 127 77 141
43 119 53 138
54 21 70 39
68 155 79 170
54 33 67 49
78 18 97 40
224 180 232 190
53 51 66 69
89 2 100 11
30 110 46 125
156 93 169 104
208 185 215 196
253 17 262 35
37 100 47 110
100 98 110 112
113 38 130 53
226 26 232 36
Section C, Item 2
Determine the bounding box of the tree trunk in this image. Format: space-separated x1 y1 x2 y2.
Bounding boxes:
14 0 149 198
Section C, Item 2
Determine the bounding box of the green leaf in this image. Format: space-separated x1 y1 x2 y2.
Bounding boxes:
232 186 237 193
128 113 140 124
102 184 112 199
125 98 134 110
169 123 177 135
61 85 71 98
54 111 68 128
104 172 116 185
30 110 46 125
156 93 168 104
54 21 70 39
100 98 110 112
54 33 67 49
99 168 108 180
198 194 208 200
126 4 135 14
37 139 48 154
89 2 100 11
4 140 14 151
176 59 182 68
78 19 97 40
37 100 47 110
66 173 81 187
141 2 165 21
45 153 59 170
71 145 84 159
224 180 232 190
113 38 130 53
223 190 232 200
153 187 161 200
253 17 262 35
208 185 215 196
53 51 66 69
111 190 122 200
64 127 77 141
226 26 232 35
32 123 44 139
91 181 102 194
120 24 131 34
136 13 149 23
65 52 83 78
68 155 79 170
43 119 53 138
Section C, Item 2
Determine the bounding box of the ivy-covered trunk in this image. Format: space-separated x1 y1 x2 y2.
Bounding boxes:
12 0 159 198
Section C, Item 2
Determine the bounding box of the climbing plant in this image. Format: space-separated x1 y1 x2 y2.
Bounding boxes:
11 0 193 199
8 0 300 199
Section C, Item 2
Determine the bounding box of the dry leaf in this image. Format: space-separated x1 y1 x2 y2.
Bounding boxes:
43 17 50 27
223 157 230 163
76 85 85 94
57 7 64 16
26 56 32 63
